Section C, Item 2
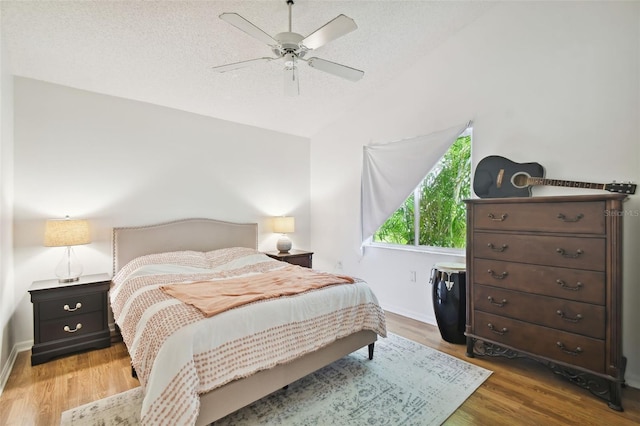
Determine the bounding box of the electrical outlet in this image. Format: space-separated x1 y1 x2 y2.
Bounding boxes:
409 270 416 282
335 261 343 271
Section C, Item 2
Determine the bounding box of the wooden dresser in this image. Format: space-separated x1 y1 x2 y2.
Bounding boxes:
464 194 626 410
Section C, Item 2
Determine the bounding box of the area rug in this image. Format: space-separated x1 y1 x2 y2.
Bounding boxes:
60 333 491 425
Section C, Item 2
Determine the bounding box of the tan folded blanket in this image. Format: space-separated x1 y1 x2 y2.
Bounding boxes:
160 265 355 317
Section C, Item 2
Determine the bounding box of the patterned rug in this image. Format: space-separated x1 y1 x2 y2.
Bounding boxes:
60 333 491 425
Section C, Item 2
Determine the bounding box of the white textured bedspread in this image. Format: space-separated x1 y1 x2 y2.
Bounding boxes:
110 247 387 425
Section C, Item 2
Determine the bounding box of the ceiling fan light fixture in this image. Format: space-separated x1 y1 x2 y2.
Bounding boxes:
284 53 297 69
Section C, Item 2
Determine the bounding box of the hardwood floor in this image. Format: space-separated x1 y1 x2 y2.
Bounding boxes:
385 312 640 426
1 312 639 425
0 339 138 426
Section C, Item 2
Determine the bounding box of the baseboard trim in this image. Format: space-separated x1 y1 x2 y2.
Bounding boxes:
624 371 639 390
0 347 16 397
383 304 437 326
0 339 32 397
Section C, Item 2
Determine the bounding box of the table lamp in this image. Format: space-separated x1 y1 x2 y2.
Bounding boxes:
273 216 295 253
44 216 91 283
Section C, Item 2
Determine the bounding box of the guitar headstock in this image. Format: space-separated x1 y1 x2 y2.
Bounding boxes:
605 182 637 194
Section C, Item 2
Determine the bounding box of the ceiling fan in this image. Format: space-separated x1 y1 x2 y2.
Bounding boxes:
211 0 364 96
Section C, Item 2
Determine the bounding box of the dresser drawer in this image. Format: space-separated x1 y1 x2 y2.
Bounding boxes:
474 232 605 271
39 311 106 343
473 311 605 373
473 201 605 234
474 285 605 339
473 259 605 304
38 292 105 321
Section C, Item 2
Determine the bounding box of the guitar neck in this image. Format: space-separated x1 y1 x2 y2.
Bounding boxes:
527 177 605 190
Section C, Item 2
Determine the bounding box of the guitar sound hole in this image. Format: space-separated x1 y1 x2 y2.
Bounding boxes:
511 172 530 188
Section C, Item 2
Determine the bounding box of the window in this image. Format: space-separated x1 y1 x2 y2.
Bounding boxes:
373 134 471 249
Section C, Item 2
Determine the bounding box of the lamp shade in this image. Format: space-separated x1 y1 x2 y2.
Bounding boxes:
273 216 295 234
44 218 91 247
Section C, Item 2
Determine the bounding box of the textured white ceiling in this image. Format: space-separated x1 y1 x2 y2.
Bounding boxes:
2 1 492 137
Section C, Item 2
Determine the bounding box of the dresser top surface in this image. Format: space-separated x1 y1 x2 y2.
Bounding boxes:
465 193 628 204
29 273 111 293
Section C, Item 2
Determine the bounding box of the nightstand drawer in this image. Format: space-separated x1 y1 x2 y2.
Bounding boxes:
283 255 311 268
38 292 104 320
39 311 105 343
264 250 313 268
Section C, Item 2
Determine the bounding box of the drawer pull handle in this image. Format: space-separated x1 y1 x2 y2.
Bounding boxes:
556 280 583 291
63 323 83 333
487 323 508 335
557 213 584 223
557 310 583 323
63 302 82 312
487 243 508 252
556 248 583 258
487 296 507 307
488 213 508 221
487 269 508 280
556 341 583 356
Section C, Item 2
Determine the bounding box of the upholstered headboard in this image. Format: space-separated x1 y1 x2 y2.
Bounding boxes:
112 218 258 274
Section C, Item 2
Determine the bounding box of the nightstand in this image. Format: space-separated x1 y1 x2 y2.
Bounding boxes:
29 273 111 365
265 250 313 268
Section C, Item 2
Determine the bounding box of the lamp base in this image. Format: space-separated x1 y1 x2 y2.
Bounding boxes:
55 246 83 284
277 235 292 253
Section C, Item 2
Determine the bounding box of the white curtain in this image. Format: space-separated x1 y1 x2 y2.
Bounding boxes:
361 121 471 244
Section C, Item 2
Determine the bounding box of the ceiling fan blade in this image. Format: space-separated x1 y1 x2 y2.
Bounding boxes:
284 55 299 96
301 15 357 50
220 13 277 46
306 57 364 82
210 57 275 73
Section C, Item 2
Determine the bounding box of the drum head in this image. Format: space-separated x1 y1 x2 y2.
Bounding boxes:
434 262 466 274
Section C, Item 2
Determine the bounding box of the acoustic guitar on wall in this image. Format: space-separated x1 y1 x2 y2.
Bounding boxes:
473 155 636 198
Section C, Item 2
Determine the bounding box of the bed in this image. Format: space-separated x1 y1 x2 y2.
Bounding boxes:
110 218 387 425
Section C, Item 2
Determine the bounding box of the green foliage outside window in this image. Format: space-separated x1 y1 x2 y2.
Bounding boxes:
373 135 471 248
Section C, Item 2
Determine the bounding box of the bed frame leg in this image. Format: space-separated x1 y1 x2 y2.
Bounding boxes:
131 365 138 378
368 343 375 360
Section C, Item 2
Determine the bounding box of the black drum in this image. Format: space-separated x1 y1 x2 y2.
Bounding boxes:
429 262 466 344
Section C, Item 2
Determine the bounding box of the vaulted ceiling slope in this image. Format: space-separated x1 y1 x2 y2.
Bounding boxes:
1 1 492 138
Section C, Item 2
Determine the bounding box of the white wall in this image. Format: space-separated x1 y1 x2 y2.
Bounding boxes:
9 78 311 351
0 8 15 390
310 1 640 387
